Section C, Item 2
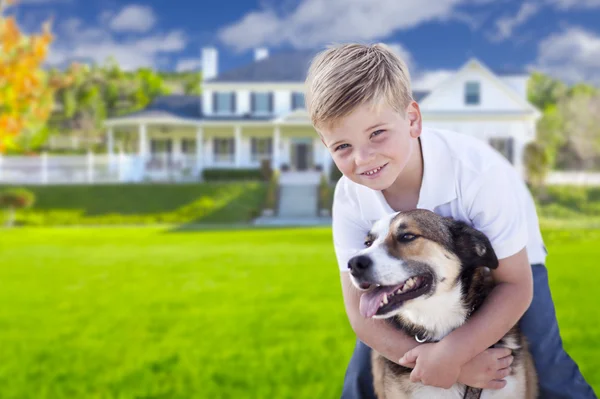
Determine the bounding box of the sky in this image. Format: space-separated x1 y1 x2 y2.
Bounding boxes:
9 0 600 89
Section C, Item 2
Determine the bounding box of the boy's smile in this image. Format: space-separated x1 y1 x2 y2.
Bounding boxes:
318 100 423 192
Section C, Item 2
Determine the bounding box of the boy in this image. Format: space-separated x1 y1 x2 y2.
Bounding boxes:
304 43 596 398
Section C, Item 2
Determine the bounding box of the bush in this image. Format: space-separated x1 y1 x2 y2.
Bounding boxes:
318 174 333 211
544 186 589 211
260 159 273 182
0 188 36 209
202 168 262 181
0 187 36 227
329 162 343 182
264 171 279 212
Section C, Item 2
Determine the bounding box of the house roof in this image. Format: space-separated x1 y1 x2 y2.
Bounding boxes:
206 51 317 83
206 51 528 83
412 91 430 102
116 95 202 120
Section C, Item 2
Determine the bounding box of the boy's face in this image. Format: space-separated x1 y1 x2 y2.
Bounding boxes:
317 100 422 191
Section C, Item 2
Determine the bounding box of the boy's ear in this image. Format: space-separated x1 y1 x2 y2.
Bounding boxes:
447 220 499 270
406 101 422 138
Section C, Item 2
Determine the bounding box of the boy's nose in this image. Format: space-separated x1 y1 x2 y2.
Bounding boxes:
355 147 376 166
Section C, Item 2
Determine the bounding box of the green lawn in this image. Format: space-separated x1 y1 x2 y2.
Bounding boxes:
0 225 598 398
0 183 268 226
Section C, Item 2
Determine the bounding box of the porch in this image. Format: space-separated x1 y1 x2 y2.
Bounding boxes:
103 107 332 182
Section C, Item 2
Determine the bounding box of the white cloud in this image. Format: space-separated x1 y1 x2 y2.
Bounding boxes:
533 27 600 84
176 58 202 72
109 5 156 33
218 0 465 52
547 0 600 9
412 69 455 91
47 17 186 70
490 2 540 42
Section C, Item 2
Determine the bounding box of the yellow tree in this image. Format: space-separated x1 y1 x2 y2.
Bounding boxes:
0 0 64 152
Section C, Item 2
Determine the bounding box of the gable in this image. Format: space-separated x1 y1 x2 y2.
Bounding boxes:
418 60 538 115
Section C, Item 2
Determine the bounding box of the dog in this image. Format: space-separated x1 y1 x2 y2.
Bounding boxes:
347 209 537 399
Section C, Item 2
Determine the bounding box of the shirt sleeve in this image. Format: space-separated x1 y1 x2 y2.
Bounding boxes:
332 179 372 272
466 164 529 260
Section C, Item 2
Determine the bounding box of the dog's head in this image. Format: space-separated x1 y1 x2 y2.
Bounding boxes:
347 209 498 319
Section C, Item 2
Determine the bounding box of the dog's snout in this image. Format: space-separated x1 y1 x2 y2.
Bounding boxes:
348 255 373 275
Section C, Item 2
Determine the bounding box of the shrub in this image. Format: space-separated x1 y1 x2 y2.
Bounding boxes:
264 171 279 212
202 168 262 181
260 159 273 182
318 174 333 211
0 188 36 227
329 162 343 182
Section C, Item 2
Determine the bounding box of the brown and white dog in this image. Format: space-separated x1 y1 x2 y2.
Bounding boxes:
347 209 537 399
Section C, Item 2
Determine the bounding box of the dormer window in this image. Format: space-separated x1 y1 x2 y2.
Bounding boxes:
251 92 273 114
213 92 236 114
291 92 305 110
465 82 480 105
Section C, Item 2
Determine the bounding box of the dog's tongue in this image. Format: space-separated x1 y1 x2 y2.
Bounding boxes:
359 285 400 318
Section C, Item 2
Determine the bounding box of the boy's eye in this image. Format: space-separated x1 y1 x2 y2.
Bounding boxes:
370 129 385 138
335 143 350 151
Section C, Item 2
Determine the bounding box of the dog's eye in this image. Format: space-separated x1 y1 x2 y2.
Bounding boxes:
364 240 373 247
398 233 417 242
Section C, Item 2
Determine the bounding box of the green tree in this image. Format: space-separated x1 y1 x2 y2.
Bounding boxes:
528 72 568 111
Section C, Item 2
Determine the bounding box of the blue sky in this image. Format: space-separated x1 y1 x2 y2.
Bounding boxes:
10 0 600 88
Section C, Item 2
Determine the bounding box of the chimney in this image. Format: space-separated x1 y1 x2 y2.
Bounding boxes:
202 47 218 81
254 47 269 62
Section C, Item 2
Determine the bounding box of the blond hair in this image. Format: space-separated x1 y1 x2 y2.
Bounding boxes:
305 43 413 129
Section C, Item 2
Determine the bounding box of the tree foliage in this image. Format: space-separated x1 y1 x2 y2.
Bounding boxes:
0 0 69 152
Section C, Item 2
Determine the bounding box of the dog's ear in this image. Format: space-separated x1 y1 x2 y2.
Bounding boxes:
447 220 498 270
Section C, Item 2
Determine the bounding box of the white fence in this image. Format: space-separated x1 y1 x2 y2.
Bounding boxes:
545 171 600 186
0 152 201 185
2 153 600 186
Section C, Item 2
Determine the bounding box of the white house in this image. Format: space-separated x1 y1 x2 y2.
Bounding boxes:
103 47 541 181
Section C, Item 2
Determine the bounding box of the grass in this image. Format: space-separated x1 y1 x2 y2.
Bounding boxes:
0 183 268 226
0 225 598 398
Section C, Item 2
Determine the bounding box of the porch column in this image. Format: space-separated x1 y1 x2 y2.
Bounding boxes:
107 127 114 157
234 125 242 166
273 125 281 170
196 126 204 174
107 127 115 170
138 124 148 156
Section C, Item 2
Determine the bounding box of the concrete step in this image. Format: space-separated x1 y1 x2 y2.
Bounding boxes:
278 184 318 217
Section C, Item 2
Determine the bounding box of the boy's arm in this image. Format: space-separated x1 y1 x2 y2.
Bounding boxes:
401 248 532 388
343 271 516 390
401 164 534 388
441 247 533 365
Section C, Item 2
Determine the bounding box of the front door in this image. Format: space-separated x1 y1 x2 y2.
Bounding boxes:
295 143 309 171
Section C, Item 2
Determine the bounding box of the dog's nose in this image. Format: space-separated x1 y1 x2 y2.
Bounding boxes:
348 255 373 275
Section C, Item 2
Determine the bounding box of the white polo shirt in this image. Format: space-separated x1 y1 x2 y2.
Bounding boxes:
332 127 547 272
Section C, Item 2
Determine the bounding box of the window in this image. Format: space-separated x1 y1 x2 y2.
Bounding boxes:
181 139 197 154
251 137 272 162
213 92 236 113
213 138 234 162
489 137 514 164
251 92 273 114
150 139 172 154
291 92 305 110
465 82 480 105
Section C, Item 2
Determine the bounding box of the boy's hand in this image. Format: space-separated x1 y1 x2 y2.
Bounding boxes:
458 348 514 389
398 342 462 389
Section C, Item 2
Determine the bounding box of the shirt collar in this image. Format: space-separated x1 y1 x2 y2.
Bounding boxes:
358 128 457 221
